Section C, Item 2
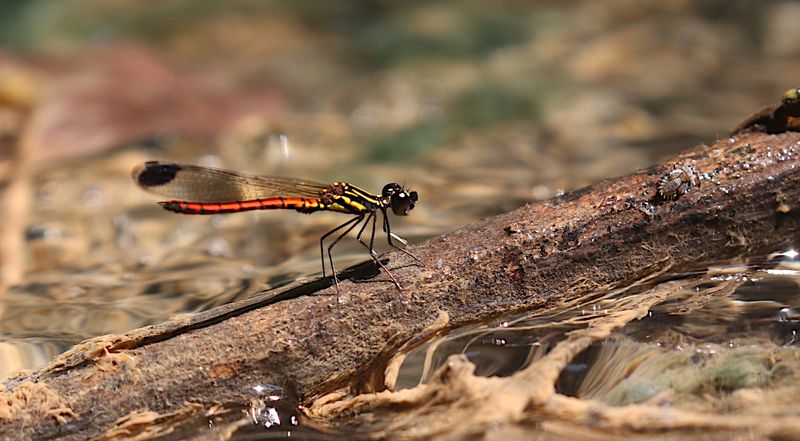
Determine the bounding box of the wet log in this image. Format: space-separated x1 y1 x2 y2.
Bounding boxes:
3 96 800 440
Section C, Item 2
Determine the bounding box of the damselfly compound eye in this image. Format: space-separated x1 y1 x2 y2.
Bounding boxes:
382 183 402 197
391 189 417 216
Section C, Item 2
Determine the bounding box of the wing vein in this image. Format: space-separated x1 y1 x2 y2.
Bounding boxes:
132 161 329 202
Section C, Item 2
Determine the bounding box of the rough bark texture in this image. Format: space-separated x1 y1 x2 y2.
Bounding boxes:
3 100 800 440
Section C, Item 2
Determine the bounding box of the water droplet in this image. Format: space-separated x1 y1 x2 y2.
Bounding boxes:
82 187 105 208
206 238 232 257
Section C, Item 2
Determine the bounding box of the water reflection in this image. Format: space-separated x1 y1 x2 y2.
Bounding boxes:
394 254 800 421
0 265 281 378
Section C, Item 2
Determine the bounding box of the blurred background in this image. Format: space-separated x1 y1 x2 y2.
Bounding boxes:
1 0 800 436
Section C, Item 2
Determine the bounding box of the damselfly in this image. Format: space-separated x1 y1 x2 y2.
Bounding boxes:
132 161 419 291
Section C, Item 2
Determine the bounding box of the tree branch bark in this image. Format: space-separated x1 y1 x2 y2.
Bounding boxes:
3 99 800 440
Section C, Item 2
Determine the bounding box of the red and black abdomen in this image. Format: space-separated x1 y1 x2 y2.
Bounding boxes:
160 197 323 214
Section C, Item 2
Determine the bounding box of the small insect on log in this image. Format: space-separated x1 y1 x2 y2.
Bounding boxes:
782 87 800 106
658 164 699 200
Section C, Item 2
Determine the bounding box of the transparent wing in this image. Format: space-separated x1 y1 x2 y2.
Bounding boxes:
132 161 329 202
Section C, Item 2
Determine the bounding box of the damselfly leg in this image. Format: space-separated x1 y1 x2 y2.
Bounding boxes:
319 214 364 292
355 211 402 289
381 208 424 266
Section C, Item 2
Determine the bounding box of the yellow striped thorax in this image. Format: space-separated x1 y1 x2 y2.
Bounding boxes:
319 182 418 216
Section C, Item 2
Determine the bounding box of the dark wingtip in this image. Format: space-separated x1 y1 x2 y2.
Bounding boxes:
134 161 181 187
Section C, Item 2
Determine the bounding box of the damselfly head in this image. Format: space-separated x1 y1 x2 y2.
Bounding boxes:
383 183 418 216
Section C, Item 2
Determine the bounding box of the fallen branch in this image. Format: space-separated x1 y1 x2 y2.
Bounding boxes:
3 96 800 440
